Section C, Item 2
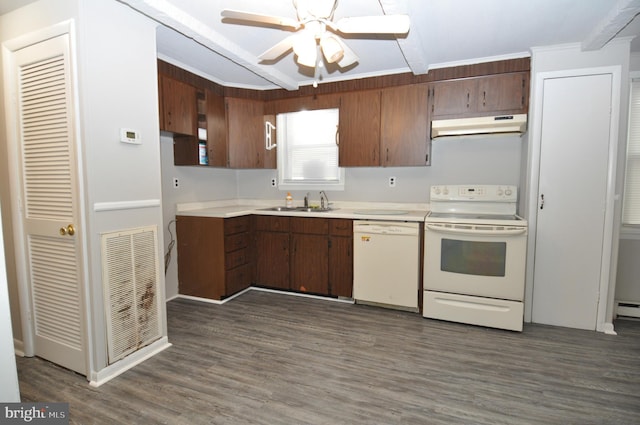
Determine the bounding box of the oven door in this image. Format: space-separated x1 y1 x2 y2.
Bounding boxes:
424 222 527 301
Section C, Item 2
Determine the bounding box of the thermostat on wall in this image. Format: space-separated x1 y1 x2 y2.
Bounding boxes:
120 128 141 144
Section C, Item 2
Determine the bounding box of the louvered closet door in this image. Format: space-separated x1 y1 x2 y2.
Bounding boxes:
14 34 86 374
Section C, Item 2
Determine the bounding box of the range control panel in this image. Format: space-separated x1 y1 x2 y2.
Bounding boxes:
430 185 517 202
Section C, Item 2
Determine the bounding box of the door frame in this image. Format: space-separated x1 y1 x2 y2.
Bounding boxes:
524 66 622 333
2 21 92 371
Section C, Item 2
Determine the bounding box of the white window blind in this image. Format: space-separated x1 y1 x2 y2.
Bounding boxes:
277 108 343 189
623 80 640 224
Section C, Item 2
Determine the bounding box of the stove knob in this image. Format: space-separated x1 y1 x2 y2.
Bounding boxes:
443 188 449 195
505 188 513 196
434 187 441 195
497 188 504 196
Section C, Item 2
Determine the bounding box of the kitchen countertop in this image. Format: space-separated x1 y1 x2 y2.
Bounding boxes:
176 199 429 222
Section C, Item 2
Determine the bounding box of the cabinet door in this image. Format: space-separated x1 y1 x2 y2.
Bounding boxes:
329 235 353 298
381 84 430 166
291 233 329 295
226 97 271 169
339 90 381 166
255 231 290 290
206 89 228 167
176 216 225 299
430 79 476 119
160 75 197 136
476 72 528 115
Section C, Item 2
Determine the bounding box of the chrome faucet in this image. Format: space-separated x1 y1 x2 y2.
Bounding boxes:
319 191 329 210
304 192 310 208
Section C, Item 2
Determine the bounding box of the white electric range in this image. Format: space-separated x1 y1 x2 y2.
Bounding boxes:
423 184 528 331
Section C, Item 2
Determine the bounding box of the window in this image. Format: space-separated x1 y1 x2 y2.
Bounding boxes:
276 108 344 190
622 78 640 225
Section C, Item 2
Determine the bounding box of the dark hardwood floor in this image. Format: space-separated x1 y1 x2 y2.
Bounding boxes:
17 290 640 424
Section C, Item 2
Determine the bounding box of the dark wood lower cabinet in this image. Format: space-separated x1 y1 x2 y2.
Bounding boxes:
329 219 353 298
177 214 353 299
254 216 290 290
290 218 330 295
176 215 252 300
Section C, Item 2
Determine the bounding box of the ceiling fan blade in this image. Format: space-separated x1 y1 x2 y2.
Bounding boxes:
259 35 297 61
335 38 359 68
335 15 410 34
221 9 301 29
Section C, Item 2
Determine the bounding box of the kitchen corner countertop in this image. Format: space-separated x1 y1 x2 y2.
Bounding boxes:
176 200 429 222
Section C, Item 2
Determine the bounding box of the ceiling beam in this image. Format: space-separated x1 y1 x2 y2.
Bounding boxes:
379 0 429 75
117 0 300 90
582 0 640 51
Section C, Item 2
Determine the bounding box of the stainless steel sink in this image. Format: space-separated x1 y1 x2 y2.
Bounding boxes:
260 206 298 212
294 207 335 213
260 206 335 213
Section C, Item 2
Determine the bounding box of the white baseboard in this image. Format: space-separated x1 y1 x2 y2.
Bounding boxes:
616 300 640 318
89 337 171 387
13 339 24 357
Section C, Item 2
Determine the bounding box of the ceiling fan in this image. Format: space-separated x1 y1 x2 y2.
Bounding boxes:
221 0 410 70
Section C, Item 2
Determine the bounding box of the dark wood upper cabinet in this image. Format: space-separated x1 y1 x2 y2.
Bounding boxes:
430 72 529 120
476 72 529 114
339 90 381 167
226 97 274 169
159 75 197 136
205 89 227 167
381 84 430 166
160 59 529 169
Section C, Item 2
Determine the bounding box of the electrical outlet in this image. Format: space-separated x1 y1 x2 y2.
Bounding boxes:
388 176 396 187
270 178 277 187
173 177 179 188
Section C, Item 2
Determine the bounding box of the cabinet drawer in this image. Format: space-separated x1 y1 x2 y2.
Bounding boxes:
330 219 353 236
225 232 250 252
255 215 290 232
226 263 253 296
225 216 250 235
291 217 329 234
225 248 250 270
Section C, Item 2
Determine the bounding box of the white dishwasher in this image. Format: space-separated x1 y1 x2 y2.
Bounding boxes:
353 221 420 311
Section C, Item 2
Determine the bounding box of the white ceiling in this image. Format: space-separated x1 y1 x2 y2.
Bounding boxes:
3 0 640 91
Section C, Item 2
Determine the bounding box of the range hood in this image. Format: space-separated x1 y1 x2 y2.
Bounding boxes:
431 114 527 138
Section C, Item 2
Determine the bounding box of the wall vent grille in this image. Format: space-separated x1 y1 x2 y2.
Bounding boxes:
101 226 161 364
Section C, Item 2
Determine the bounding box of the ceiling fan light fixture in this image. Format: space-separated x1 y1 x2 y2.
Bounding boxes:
320 34 344 63
293 33 317 67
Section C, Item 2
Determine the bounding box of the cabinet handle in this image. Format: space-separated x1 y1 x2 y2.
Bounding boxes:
335 125 339 146
466 92 470 108
265 121 277 151
540 194 545 210
483 91 486 107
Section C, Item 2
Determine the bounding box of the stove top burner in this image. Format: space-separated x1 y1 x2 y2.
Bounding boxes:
427 212 521 221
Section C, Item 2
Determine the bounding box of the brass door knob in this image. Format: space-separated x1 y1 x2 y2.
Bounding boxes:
59 224 75 236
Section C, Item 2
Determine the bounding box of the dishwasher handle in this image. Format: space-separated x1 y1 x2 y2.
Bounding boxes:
354 222 419 236
426 223 527 237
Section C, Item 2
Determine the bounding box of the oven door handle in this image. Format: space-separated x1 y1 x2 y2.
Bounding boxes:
426 224 527 237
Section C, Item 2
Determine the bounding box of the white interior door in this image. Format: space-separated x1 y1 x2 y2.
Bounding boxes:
531 73 613 330
10 34 86 374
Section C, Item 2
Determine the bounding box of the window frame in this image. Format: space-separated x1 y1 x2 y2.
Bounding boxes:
621 72 640 238
276 108 345 191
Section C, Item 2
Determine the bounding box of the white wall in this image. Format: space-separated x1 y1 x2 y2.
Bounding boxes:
1 0 168 377
0 203 20 402
237 135 523 203
615 51 640 305
160 133 238 298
